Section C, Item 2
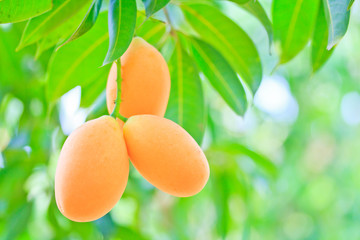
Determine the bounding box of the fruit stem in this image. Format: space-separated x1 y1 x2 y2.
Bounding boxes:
110 58 128 122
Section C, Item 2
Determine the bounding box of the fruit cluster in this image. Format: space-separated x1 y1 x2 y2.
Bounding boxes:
55 37 210 222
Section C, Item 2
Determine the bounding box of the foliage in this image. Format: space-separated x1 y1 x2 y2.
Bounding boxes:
1 0 360 239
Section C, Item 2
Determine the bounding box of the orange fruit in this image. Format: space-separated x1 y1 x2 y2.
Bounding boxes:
106 37 170 126
123 115 209 197
55 116 129 222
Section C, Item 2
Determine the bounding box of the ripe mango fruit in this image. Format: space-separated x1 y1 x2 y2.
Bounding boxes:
106 37 170 124
123 115 210 197
55 116 129 222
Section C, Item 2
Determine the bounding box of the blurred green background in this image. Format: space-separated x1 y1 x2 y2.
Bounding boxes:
1 0 360 239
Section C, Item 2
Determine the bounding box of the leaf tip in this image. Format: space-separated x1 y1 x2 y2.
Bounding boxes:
15 43 23 52
270 61 280 75
101 58 112 67
326 43 335 51
56 41 68 52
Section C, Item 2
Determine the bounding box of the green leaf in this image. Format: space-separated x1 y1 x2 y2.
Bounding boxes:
272 0 320 63
135 14 166 47
227 0 251 4
237 0 273 48
5 202 33 239
142 0 170 17
0 0 52 24
85 92 108 121
348 0 355 10
324 0 351 49
160 37 175 62
80 66 110 108
212 143 278 178
62 0 103 47
181 3 262 93
311 1 334 72
103 0 137 65
46 13 109 102
191 38 247 116
165 41 206 145
35 2 91 58
0 26 27 84
111 225 149 240
212 171 231 238
17 0 92 50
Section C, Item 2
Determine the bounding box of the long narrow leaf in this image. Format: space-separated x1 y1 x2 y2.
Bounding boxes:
62 0 103 47
80 67 110 108
103 0 137 65
348 0 355 10
46 13 109 102
17 0 92 50
191 38 247 116
135 14 166 47
181 3 262 93
35 3 91 57
311 1 334 72
324 0 351 49
165 41 206 145
142 0 170 17
212 143 277 178
0 0 52 23
231 0 273 48
272 0 320 63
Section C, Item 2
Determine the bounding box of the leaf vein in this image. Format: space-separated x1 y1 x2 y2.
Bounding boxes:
55 33 108 98
193 41 244 113
23 0 72 44
182 5 252 81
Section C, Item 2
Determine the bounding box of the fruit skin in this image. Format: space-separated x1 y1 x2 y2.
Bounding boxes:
106 37 170 124
55 116 129 222
123 115 210 197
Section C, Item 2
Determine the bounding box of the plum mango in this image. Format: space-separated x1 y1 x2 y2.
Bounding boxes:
123 115 210 197
106 37 170 124
55 116 129 222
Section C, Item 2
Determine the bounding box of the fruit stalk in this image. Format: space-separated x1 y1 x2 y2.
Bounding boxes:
110 58 128 122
